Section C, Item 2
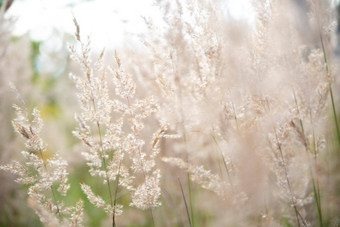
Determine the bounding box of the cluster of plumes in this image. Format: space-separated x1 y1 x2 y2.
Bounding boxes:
0 106 84 226
0 1 44 224
68 17 165 220
162 157 224 196
135 0 339 226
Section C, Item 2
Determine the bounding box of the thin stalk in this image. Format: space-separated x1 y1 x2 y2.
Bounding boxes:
320 34 340 147
311 171 323 227
171 54 195 226
129 92 156 227
178 178 192 227
330 87 340 147
293 91 305 135
187 174 194 227
87 67 114 223
291 114 323 227
38 150 61 218
226 90 239 130
231 100 239 130
183 125 194 227
309 111 323 227
91 94 114 226
112 160 122 227
138 148 156 227
97 122 113 206
80 38 115 226
211 133 234 193
217 161 227 201
274 129 307 227
96 121 115 227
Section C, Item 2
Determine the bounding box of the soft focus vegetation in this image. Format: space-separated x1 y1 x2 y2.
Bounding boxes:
1 0 340 226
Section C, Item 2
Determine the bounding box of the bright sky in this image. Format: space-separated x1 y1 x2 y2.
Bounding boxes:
7 0 255 49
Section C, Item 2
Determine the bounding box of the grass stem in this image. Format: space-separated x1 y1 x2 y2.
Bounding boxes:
320 35 340 147
178 178 192 227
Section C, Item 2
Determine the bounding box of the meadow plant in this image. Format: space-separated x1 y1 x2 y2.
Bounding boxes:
0 105 84 226
2 0 340 226
68 18 164 226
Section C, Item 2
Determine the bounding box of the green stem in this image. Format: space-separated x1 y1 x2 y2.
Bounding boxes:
293 91 305 135
171 55 195 227
330 87 340 147
309 112 323 227
112 160 122 227
211 134 234 193
187 174 194 227
178 178 192 227
311 170 323 227
97 122 114 227
320 35 340 147
274 129 307 227
38 150 61 219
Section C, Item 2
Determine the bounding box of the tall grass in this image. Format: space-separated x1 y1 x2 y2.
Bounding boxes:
1 0 340 226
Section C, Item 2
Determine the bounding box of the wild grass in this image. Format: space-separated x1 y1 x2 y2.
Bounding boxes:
1 0 340 226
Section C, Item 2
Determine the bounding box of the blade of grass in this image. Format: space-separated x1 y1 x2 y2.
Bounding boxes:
186 174 194 227
309 112 323 227
171 54 195 227
311 170 323 227
330 87 340 147
178 178 192 227
320 34 340 147
291 116 323 227
274 128 306 227
293 91 305 135
112 160 122 227
211 134 234 193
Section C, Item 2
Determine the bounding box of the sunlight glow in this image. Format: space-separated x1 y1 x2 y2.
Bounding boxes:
7 0 255 48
